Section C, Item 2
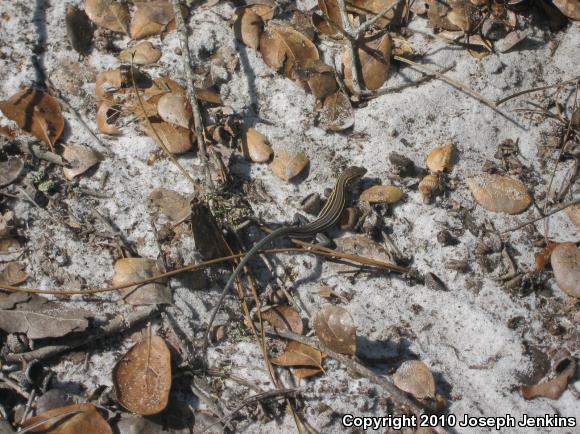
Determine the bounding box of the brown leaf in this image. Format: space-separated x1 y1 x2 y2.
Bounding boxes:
466 174 531 214
119 42 162 65
343 33 392 92
243 128 273 163
157 92 192 129
271 341 324 370
313 305 357 355
534 242 559 273
393 360 436 399
112 258 171 305
521 356 577 400
316 90 354 132
0 157 24 187
0 262 28 286
131 1 176 39
550 242 580 298
147 188 191 224
139 119 196 154
427 0 461 31
0 293 90 339
0 88 64 148
359 185 403 204
96 100 122 135
552 0 580 20
62 144 102 180
347 0 405 27
23 402 112 434
0 211 15 239
234 7 264 49
316 0 342 36
113 334 172 415
426 143 454 173
293 59 338 99
271 149 309 182
294 366 323 379
262 305 304 335
194 88 222 105
85 0 129 34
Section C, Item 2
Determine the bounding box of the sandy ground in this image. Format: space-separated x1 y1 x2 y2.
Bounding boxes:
0 0 579 433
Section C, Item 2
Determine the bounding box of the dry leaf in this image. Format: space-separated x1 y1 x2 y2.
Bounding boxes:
359 185 403 204
393 360 436 399
0 211 15 238
243 128 273 162
157 93 192 129
316 90 354 132
0 293 90 339
66 5 94 55
190 198 231 260
113 334 172 415
96 100 121 135
552 0 580 20
418 174 442 203
313 305 357 355
316 0 342 36
0 157 24 187
95 69 123 102
343 33 392 92
62 144 102 180
521 356 577 400
427 0 461 30
85 0 129 34
147 188 191 224
495 30 529 53
466 174 531 214
550 242 580 298
293 59 338 99
112 258 171 305
0 262 28 286
23 402 112 434
534 242 559 273
426 143 454 173
140 119 196 154
271 341 324 373
131 1 176 39
0 88 64 148
119 42 162 65
262 305 304 335
234 7 264 49
347 0 405 27
0 238 22 261
271 149 309 181
565 203 580 229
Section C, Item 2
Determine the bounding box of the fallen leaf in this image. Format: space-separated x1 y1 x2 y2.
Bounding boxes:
271 149 309 182
195 88 222 105
0 293 91 339
62 144 102 180
426 143 454 173
0 157 24 187
0 238 22 261
314 305 357 355
140 119 196 154
23 402 112 434
157 92 192 128
131 1 176 39
521 355 577 400
466 174 531 214
343 33 392 92
0 211 14 238
359 185 403 204
262 305 304 335
85 0 129 34
271 341 324 373
0 88 64 148
316 90 354 132
190 198 231 260
293 59 338 99
550 242 580 298
316 0 342 36
552 0 580 20
147 188 191 224
294 366 323 379
427 0 461 31
347 0 405 27
119 42 162 65
418 174 442 203
112 258 171 305
243 128 273 163
564 203 580 229
66 5 94 55
113 334 172 415
95 69 124 103
495 30 529 53
393 360 436 399
534 242 559 273
96 100 122 135
234 6 264 49
0 262 28 286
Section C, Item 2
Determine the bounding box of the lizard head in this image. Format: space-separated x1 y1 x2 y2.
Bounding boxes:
343 166 367 184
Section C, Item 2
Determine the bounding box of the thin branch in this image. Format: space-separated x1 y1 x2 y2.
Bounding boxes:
337 0 365 94
495 77 579 106
356 0 404 37
501 198 580 234
171 0 214 191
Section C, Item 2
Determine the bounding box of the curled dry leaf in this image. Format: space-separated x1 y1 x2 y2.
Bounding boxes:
85 0 129 34
113 334 172 415
23 402 113 434
243 128 273 162
271 341 324 378
565 203 580 229
418 174 442 203
131 1 176 39
313 305 357 355
521 355 577 400
95 68 123 102
261 305 304 335
271 149 309 182
359 185 403 204
234 6 264 49
112 258 171 305
157 93 192 129
96 100 121 135
140 119 195 154
343 33 392 93
119 42 162 65
466 174 531 214
426 143 454 173
347 0 405 27
552 0 580 20
62 144 102 180
147 188 191 224
316 0 342 36
294 59 338 99
393 360 436 399
316 90 354 132
0 88 64 148
0 262 28 286
550 243 580 298
0 157 24 187
66 5 94 56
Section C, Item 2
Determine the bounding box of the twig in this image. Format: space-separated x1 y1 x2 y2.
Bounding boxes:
501 198 580 234
191 380 233 431
17 409 84 433
4 306 159 363
355 0 404 37
171 0 214 191
0 372 30 399
495 77 579 107
337 0 364 94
